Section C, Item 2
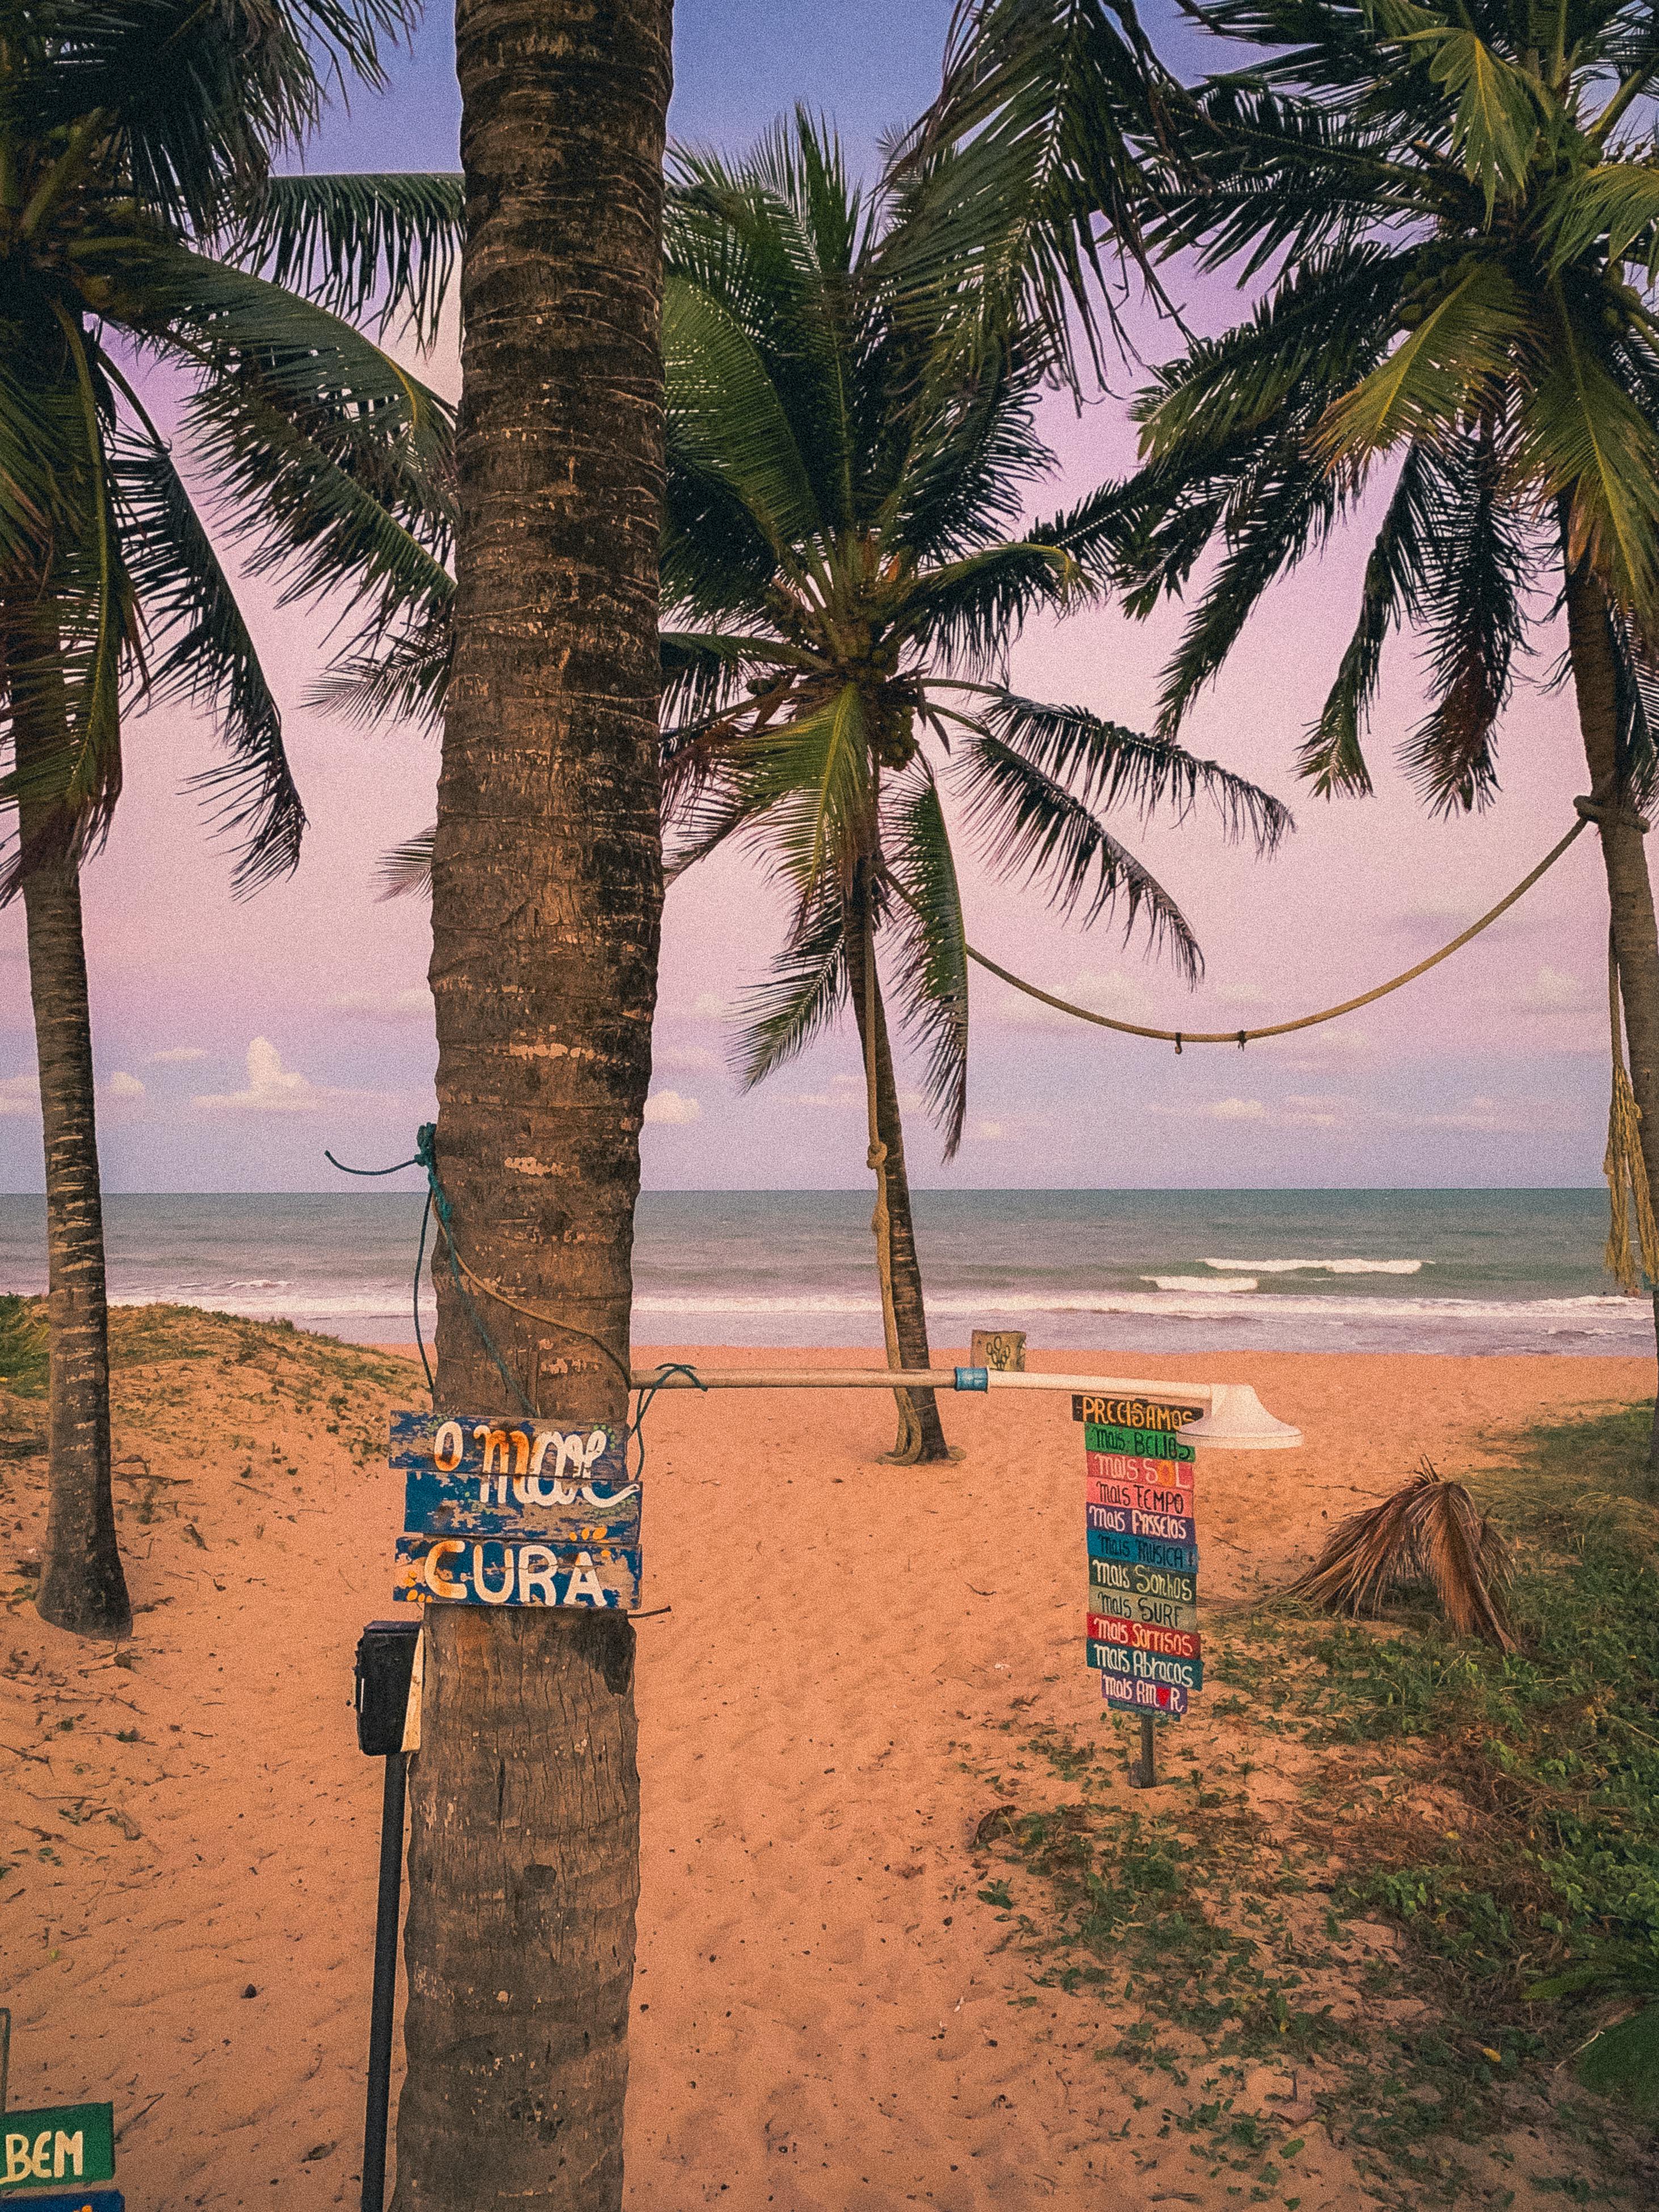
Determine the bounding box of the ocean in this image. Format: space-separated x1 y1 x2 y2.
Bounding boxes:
0 1189 1649 1358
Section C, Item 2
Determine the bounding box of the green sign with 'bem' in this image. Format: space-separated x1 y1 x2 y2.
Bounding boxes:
1 2104 115 2193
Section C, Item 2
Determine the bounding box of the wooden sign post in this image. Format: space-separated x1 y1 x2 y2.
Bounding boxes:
1077 1397 1206 1784
969 1329 1026 1372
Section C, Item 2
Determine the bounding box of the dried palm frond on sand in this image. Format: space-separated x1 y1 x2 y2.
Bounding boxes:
1291 1460 1517 1650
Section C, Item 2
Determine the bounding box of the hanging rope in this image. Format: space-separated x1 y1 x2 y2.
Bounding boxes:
947 816 1590 1046
1603 930 1659 1295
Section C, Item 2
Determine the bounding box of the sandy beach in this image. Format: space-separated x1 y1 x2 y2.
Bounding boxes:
1 1321 1650 2210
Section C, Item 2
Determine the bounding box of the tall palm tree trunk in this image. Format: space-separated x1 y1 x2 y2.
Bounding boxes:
2 610 129 1639
1563 548 1659 1476
846 905 951 1463
390 2 670 2206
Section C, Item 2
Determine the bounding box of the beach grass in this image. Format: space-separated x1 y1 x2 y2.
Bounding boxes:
961 1401 1659 2208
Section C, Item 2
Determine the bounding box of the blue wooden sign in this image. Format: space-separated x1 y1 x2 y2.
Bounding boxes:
0 2195 123 2212
390 1412 639 1542
393 1534 641 1610
1086 1639 1204 1692
1091 1529 1200 1572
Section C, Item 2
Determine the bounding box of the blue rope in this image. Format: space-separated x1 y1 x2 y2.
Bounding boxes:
326 1124 529 1414
324 1136 709 1473
628 1361 707 1482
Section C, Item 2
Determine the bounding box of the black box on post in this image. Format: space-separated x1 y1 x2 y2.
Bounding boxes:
354 1619 421 1756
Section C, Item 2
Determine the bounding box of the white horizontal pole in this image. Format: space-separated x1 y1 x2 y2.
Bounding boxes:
629 1364 1302 1449
632 1365 1209 1396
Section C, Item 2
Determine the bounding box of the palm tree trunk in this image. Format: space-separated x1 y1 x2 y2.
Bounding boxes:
2 608 128 1639
1562 547 1659 1478
391 2 670 2206
846 909 952 1463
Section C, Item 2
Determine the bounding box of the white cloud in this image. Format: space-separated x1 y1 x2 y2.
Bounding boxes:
1515 965 1585 1011
106 1071 145 1101
148 1046 209 1065
1212 980 1270 1010
969 1118 1006 1140
194 1037 382 1115
654 1043 719 1073
643 1088 702 1126
1276 1024 1376 1071
986 967 1153 1032
784 1071 922 1113
0 1074 37 1118
326 985 432 1022
692 992 729 1019
1148 1092 1351 1131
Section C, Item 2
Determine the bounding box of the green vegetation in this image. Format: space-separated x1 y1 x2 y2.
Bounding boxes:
962 1402 1659 2205
0 1294 49 1396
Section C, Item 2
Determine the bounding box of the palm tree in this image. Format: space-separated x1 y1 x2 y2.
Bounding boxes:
1096 0 1659 1462
2 0 459 1632
377 107 1289 1464
656 110 1289 1459
387 0 670 2203
925 1 1659 1463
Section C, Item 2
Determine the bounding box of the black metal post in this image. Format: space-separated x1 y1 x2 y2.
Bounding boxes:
362 1749 408 2212
1128 1712 1157 1789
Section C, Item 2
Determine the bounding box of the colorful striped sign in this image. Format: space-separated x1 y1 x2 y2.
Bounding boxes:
1089 1528 1199 1570
393 1534 641 1610
1101 1671 1189 1717
1086 1640 1204 1692
1086 1613 1202 1660
1085 1587 1201 1634
1087 1479 1194 1520
1088 1512 1196 1551
1073 1396 1202 1433
1084 1422 1195 1462
1088 1558 1198 1606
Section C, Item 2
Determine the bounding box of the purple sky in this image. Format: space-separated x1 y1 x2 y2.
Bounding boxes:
0 3 1623 1193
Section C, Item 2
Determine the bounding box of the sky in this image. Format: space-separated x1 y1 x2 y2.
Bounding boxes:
0 2 1629 1193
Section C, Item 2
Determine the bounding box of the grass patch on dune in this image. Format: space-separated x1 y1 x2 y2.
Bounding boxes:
960 1403 1659 2208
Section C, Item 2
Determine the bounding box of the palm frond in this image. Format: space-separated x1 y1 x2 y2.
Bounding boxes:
1312 258 1528 474
1290 1458 1515 1650
664 270 826 559
1300 440 1440 799
1400 426 1531 815
885 0 1180 379
981 690 1292 851
952 732 1202 976
884 768 971 1155
1519 296 1659 621
226 172 464 345
114 427 304 890
730 887 849 1088
377 823 435 900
